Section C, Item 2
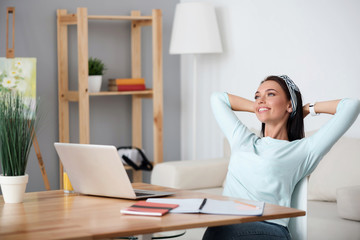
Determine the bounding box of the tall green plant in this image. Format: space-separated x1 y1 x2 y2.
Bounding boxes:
88 57 106 76
0 91 38 176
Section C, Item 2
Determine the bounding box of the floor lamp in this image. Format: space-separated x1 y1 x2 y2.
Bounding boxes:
170 2 223 160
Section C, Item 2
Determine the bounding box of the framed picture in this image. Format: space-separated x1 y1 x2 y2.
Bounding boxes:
0 58 36 98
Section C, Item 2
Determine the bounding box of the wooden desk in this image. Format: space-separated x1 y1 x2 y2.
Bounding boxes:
0 183 305 239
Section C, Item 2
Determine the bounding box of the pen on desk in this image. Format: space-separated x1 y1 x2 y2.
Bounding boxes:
199 198 207 211
235 200 259 209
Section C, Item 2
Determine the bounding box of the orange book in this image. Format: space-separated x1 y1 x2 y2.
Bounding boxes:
109 78 145 85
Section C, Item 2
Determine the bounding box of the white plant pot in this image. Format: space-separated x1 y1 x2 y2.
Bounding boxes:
88 75 102 93
0 174 29 203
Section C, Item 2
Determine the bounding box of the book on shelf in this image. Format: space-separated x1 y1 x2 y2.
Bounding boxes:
108 84 146 92
109 78 145 85
120 201 179 217
147 198 265 216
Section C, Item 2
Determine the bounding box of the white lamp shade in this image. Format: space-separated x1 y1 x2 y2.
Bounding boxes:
170 2 223 54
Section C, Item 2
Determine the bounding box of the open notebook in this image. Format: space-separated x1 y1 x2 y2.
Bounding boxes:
147 198 264 216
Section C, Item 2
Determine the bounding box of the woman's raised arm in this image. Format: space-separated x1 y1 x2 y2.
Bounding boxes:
303 100 342 117
305 98 360 162
211 92 255 144
228 94 255 113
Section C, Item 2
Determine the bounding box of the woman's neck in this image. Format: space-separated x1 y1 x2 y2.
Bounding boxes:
264 124 289 141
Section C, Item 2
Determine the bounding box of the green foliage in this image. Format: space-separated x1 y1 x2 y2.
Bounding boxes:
0 91 38 176
88 57 106 76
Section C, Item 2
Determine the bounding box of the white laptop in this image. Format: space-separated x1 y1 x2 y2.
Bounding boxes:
54 143 174 199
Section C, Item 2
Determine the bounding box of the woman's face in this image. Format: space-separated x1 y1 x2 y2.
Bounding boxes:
254 80 292 125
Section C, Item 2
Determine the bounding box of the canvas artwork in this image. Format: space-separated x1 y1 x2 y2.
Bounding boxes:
0 58 36 98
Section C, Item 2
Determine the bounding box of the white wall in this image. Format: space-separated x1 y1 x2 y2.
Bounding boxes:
180 0 360 160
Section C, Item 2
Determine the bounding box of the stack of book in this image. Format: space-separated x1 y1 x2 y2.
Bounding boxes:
108 78 146 91
120 201 179 216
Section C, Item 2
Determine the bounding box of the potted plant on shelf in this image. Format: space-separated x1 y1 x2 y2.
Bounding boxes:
88 57 106 93
0 90 38 203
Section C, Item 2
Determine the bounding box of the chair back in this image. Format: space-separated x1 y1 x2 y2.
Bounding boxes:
288 177 308 240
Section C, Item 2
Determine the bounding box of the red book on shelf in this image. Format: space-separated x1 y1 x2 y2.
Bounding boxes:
120 201 179 216
117 84 146 91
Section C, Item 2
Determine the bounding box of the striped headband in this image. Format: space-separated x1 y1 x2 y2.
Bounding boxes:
279 75 299 118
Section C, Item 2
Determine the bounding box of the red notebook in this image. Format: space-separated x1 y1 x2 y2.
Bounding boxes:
117 84 146 91
121 201 179 216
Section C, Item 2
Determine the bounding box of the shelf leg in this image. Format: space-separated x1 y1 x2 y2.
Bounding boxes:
152 9 163 165
57 9 70 189
77 7 90 144
131 10 144 183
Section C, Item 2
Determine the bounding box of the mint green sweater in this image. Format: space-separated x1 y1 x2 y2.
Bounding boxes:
211 92 360 227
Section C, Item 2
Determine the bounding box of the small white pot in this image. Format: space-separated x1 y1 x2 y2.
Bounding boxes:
88 75 102 93
0 174 29 203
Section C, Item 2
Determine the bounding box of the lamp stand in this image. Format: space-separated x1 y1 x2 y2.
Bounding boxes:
192 54 197 160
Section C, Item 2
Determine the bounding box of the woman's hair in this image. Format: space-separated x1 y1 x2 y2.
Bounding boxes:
260 76 304 141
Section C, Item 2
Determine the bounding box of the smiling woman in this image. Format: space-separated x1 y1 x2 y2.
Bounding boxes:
226 75 304 141
257 76 304 141
203 75 360 240
255 80 294 138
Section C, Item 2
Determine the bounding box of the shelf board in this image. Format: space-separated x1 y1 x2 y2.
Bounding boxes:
89 89 153 97
88 15 152 21
62 89 153 102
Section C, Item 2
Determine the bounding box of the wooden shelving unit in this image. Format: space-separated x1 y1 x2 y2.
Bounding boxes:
56 8 163 187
